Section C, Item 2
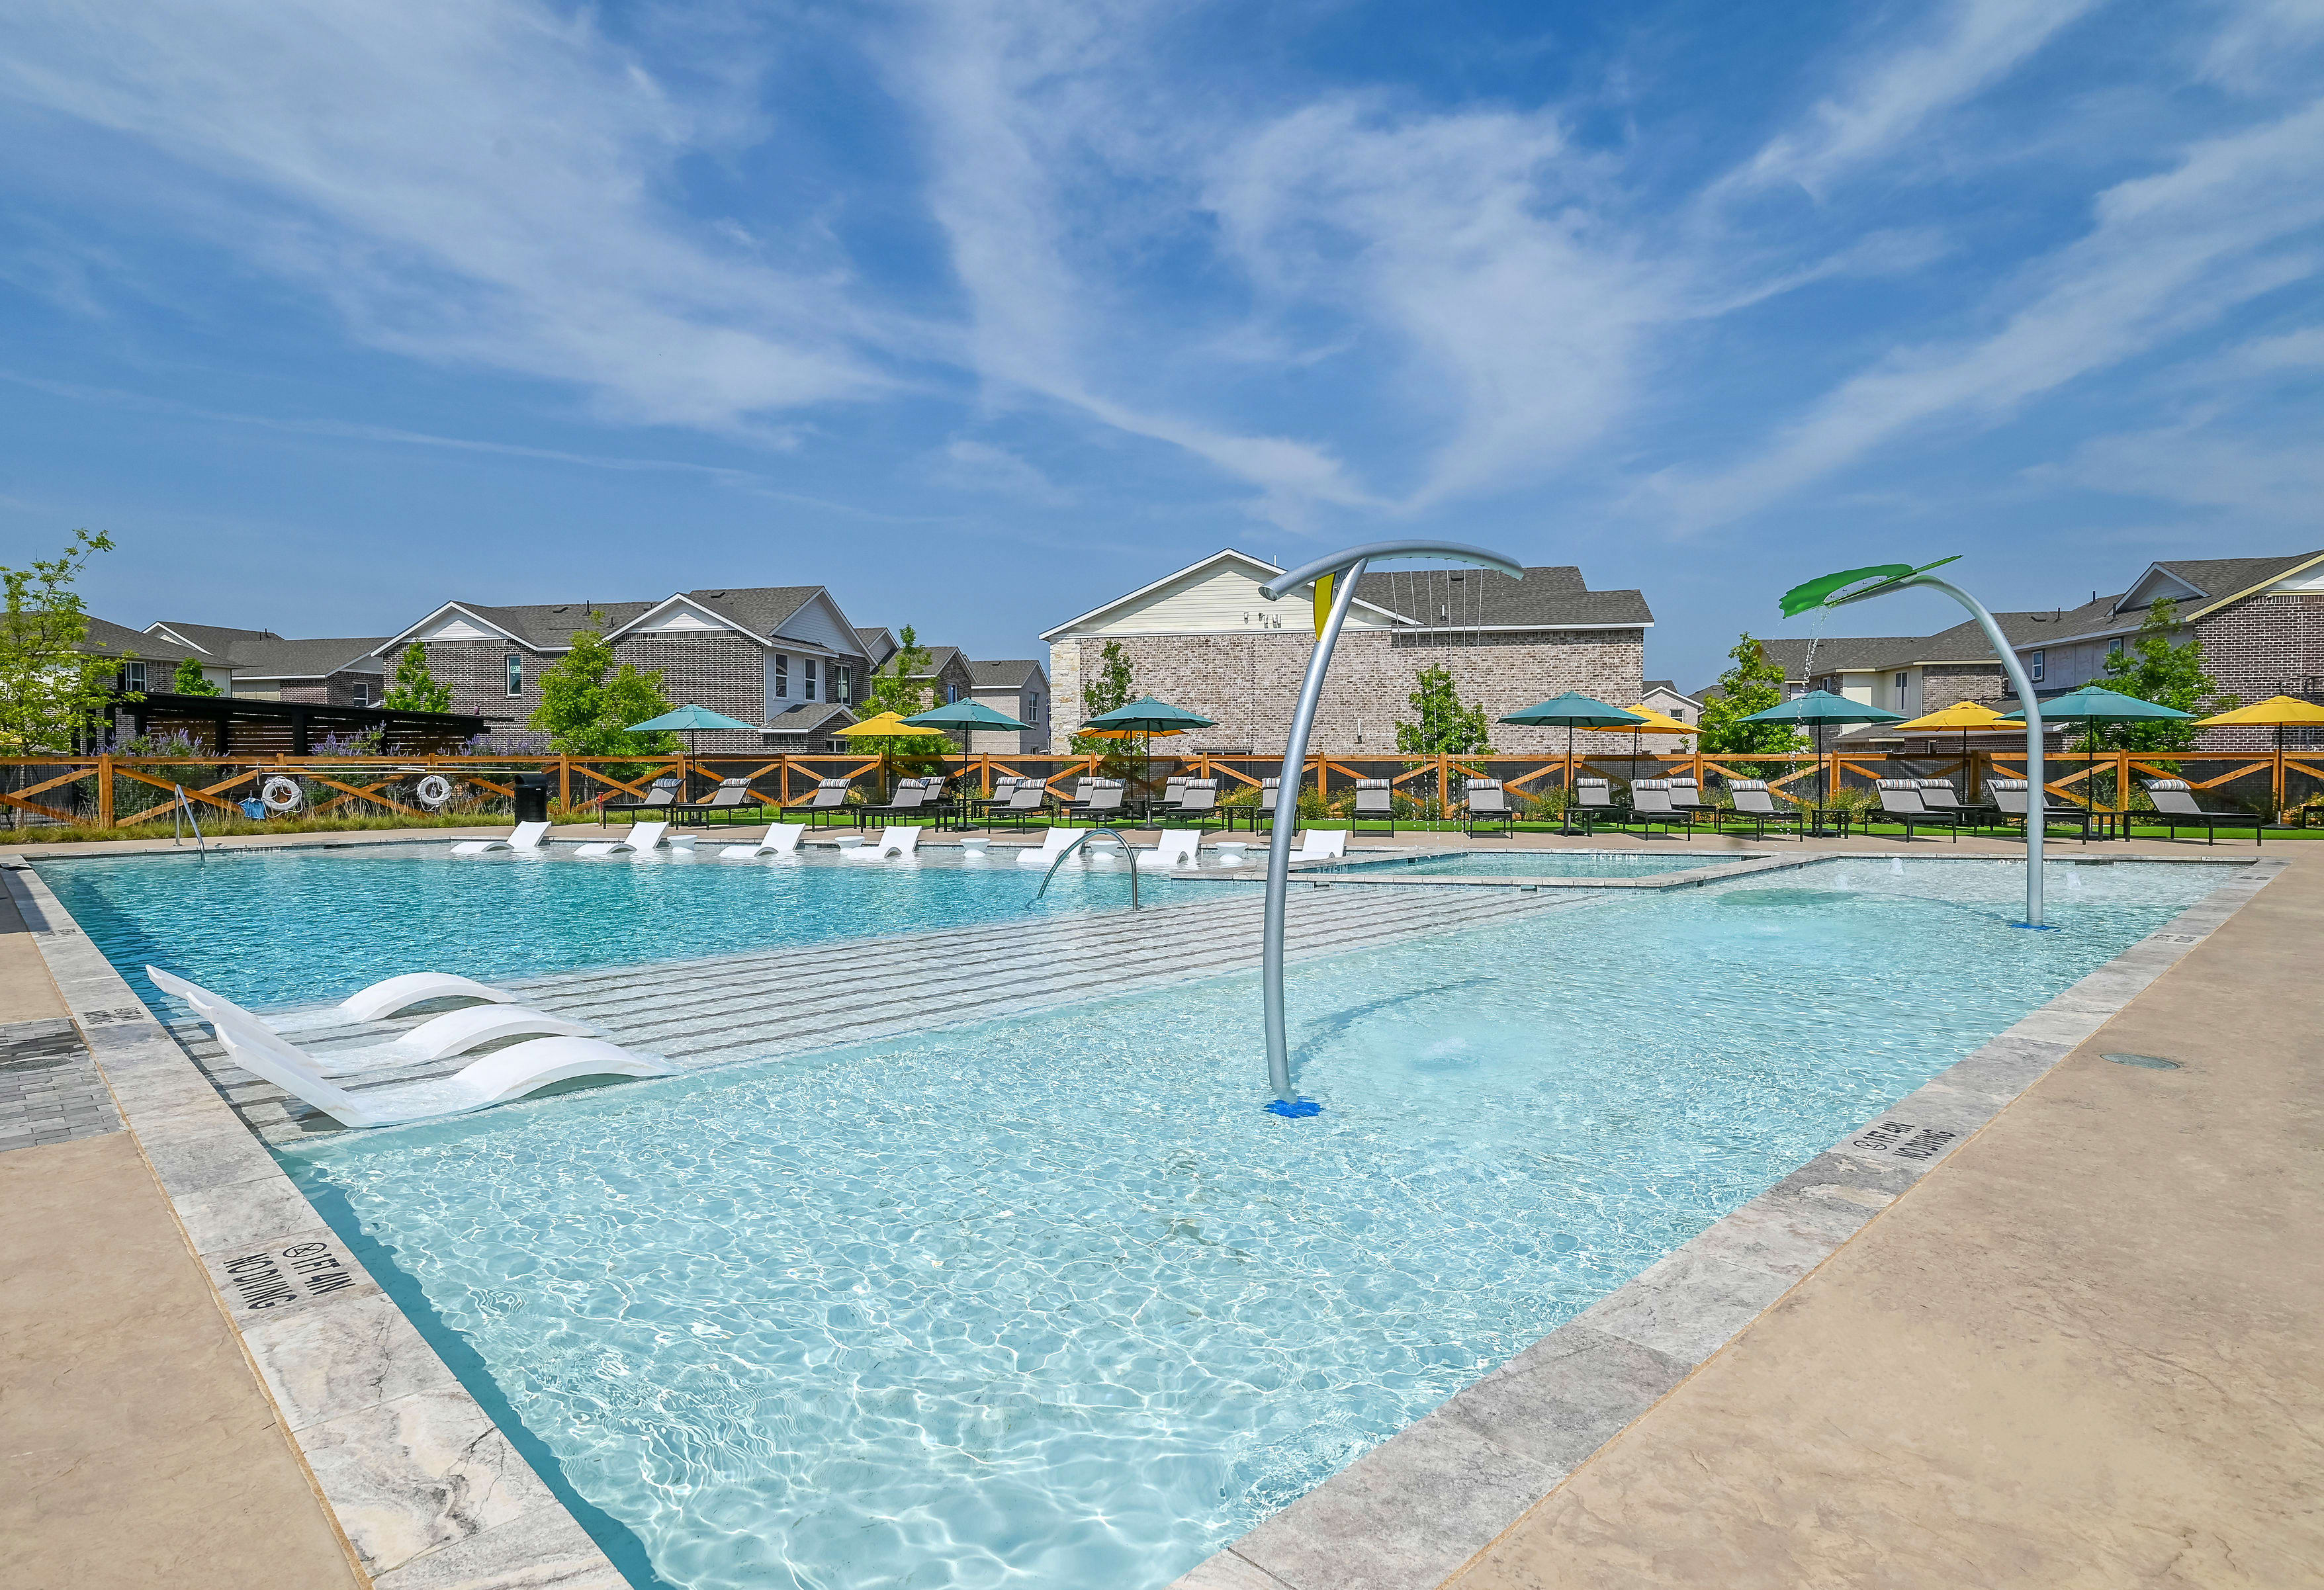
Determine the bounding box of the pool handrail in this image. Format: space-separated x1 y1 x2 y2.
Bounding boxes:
1030 826 1141 909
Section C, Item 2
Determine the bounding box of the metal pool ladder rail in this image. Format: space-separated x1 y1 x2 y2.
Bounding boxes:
171 785 207 861
1029 826 1140 909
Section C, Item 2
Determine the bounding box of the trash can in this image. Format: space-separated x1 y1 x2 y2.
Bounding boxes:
512 773 552 825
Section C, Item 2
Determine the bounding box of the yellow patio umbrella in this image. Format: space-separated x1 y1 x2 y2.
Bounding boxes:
834 711 945 738
2194 695 2324 742
1620 702 1698 789
1889 699 2011 795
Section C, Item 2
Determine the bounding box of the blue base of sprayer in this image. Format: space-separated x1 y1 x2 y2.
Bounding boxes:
2011 922 2062 932
1265 1098 1323 1118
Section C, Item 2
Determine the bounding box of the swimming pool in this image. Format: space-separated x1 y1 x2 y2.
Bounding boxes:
1326 850 1738 879
249 858 2231 1590
34 842 1159 1011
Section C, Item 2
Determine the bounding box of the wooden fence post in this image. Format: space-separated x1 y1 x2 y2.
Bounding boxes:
96 754 113 828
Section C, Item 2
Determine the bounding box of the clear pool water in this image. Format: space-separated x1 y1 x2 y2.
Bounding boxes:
255 858 2231 1590
1328 850 1736 879
33 842 1158 1011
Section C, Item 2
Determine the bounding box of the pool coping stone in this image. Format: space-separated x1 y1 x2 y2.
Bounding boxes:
1172 853 2288 1590
0 858 629 1590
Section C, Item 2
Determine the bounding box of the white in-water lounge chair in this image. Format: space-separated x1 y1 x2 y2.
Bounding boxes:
200 1006 672 1128
1014 826 1082 867
574 819 670 858
1138 828 1204 871
1294 828 1348 861
287 970 518 1024
719 822 807 861
451 820 550 856
146 967 592 1075
842 824 921 860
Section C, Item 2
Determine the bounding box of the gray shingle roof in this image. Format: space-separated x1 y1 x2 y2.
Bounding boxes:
1352 565 1651 628
149 621 274 655
879 645 965 679
763 703 856 733
967 659 1042 689
431 588 856 653
85 617 202 664
219 637 387 678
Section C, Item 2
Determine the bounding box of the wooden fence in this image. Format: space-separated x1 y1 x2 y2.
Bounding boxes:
5 747 2320 830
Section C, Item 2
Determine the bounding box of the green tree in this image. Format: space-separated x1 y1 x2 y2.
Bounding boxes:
382 641 453 713
171 656 222 697
527 613 678 756
1068 639 1140 770
2098 598 2237 754
1697 633 1804 756
858 625 948 764
1394 664 1494 755
0 529 128 753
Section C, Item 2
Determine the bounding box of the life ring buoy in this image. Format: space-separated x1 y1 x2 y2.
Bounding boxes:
261 776 304 813
415 774 454 809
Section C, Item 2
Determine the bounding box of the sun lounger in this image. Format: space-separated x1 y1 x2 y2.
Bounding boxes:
718 822 807 861
1625 781 1691 840
1294 827 1348 860
1159 779 1220 824
146 967 591 1075
842 824 922 860
1015 825 1082 867
792 777 858 829
2141 778 2264 845
197 1004 672 1128
1722 779 1799 840
452 820 550 856
1875 779 1961 842
1138 828 1204 871
574 820 670 858
1987 778 2091 841
153 965 519 1026
1063 779 1126 824
1462 778 1513 836
1568 777 1616 835
1350 778 1397 836
1664 778 1716 830
676 777 759 826
1235 777 1282 834
602 777 681 821
856 778 936 826
989 782 1050 830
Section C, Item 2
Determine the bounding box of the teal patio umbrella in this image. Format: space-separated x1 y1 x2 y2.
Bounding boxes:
1736 689 1904 805
1500 693 1646 829
1081 696 1217 801
626 703 754 752
2001 684 2194 810
903 698 1034 747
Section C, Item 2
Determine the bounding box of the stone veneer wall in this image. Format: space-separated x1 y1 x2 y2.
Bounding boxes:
1045 630 1646 755
1920 664 2006 712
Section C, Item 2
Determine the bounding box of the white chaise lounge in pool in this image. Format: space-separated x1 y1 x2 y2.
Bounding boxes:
1014 826 1081 867
574 820 669 858
283 970 517 1023
146 967 591 1075
842 825 921 860
1138 828 1204 871
719 822 807 861
451 820 550 856
1296 828 1349 860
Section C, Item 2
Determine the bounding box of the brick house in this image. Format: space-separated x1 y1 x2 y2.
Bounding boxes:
80 618 234 699
371 587 873 753
145 622 386 705
1038 549 1651 756
2000 553 2324 749
966 660 1050 754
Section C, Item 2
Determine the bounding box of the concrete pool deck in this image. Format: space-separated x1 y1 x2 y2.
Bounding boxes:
3 824 2315 1589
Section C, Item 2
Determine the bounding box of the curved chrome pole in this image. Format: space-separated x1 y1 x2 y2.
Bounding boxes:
1259 540 1525 1108
1028 826 1140 909
1826 574 2046 926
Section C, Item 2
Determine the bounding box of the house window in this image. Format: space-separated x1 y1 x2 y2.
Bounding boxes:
506 654 523 697
2108 638 2124 656
805 658 819 701
2029 650 2045 683
835 664 851 703
773 654 788 698
1028 692 1040 721
352 682 371 707
1893 672 1908 693
123 660 147 692
946 682 960 704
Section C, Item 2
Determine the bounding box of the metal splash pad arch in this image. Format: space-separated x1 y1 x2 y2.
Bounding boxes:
1255 540 1525 1114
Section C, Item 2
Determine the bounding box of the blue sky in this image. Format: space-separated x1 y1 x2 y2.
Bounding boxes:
3 0 2321 691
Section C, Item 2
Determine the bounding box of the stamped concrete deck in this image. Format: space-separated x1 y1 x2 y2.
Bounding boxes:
1429 847 2324 1590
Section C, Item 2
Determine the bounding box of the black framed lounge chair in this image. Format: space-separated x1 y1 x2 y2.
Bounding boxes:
969 775 1028 822
1163 779 1220 826
1351 778 1396 836
1462 777 1513 837
1875 779 1961 842
1229 777 1282 834
1913 778 1998 829
1986 778 2090 842
602 776 680 823
1722 779 1800 840
1625 780 1690 840
674 776 758 826
987 781 1049 830
1063 778 1125 824
857 777 936 827
1569 777 1616 834
2141 779 2264 845
793 777 857 830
